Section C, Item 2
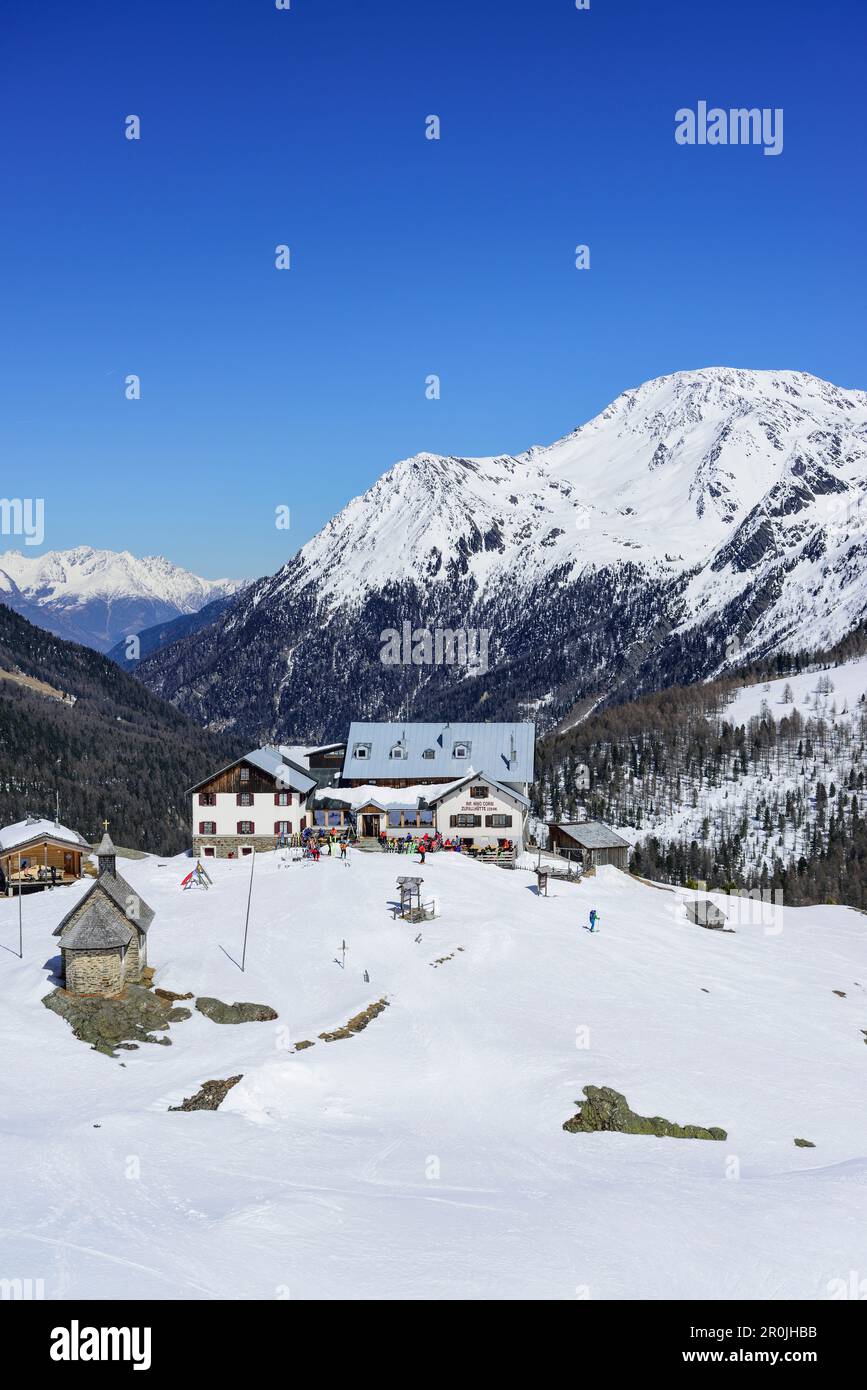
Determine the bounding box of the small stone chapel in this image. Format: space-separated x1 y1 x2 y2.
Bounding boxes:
53 829 154 997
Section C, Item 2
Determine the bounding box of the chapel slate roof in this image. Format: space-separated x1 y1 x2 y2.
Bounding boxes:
53 871 154 939
58 899 135 950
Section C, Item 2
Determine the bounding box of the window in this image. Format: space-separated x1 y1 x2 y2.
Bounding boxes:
203 847 215 858
198 791 216 806
353 743 371 760
199 821 217 835
237 820 255 835
485 814 513 828
274 821 291 835
450 813 481 828
453 742 471 759
470 785 489 799
419 808 433 825
241 846 253 856
422 748 435 760
236 791 253 806
389 743 407 760
239 766 250 783
388 810 402 828
274 791 291 806
314 810 327 826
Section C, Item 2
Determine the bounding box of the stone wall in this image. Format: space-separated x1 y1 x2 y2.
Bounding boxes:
64 947 124 997
193 836 279 859
125 935 140 982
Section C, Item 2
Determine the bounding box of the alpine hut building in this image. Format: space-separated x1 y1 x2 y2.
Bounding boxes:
53 831 153 997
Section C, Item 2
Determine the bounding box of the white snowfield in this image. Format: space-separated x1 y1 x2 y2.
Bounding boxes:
723 655 867 728
1 850 866 1301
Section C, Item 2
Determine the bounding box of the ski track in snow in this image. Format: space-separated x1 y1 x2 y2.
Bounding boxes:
1 848 866 1300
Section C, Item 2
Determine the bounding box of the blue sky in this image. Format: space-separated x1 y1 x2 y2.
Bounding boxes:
1 0 864 579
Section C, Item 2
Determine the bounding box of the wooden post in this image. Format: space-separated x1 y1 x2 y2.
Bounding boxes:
240 847 255 972
17 851 22 957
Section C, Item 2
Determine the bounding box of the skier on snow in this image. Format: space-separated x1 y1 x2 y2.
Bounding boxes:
588 908 599 933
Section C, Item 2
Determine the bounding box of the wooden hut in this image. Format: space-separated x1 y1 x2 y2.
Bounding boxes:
546 819 630 870
0 817 90 891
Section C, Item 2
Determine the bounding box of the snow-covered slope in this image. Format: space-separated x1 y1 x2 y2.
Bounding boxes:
0 547 244 652
557 652 867 890
2 849 866 1299
135 368 867 742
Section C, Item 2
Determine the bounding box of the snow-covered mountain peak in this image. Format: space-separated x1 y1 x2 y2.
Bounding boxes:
134 366 867 743
287 368 867 611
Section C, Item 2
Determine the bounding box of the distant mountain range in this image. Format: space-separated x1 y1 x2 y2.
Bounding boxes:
129 367 867 744
0 547 244 653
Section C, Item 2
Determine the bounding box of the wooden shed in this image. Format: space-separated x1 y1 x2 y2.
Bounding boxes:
546 819 630 869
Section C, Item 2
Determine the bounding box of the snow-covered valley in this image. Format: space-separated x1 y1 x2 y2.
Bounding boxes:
2 848 866 1300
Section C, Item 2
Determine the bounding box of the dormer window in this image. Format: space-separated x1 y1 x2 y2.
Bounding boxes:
422 748 436 760
453 742 471 759
353 743 371 760
389 743 407 760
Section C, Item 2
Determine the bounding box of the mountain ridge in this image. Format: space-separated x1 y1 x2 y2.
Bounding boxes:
132 366 867 742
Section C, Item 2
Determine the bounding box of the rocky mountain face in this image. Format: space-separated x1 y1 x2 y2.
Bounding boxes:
0 547 244 653
132 368 867 743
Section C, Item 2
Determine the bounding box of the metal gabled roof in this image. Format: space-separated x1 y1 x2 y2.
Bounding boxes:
342 722 535 783
423 769 531 809
187 747 316 795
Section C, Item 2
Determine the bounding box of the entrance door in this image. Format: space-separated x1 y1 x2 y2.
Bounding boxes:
64 851 74 877
362 813 379 837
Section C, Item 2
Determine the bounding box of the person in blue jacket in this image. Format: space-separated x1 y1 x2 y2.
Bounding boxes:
588 908 599 933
